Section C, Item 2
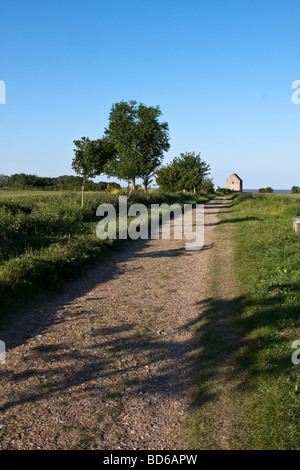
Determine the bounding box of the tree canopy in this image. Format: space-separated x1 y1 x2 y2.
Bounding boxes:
292 186 300 194
258 187 274 193
156 152 211 193
104 100 170 193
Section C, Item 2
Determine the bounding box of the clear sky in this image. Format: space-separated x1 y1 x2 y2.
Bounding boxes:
1 0 300 189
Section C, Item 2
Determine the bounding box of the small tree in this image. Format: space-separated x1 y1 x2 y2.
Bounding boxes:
156 152 210 193
175 152 210 192
72 137 116 206
292 186 300 194
202 177 214 193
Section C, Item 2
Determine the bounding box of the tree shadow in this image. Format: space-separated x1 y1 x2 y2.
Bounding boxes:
0 314 201 414
205 216 260 227
187 282 300 417
0 237 153 350
2 273 298 430
218 216 260 225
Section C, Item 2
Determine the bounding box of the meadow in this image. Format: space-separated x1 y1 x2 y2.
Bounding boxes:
0 189 214 313
224 193 300 448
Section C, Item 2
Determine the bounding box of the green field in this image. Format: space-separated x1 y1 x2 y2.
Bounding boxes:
226 193 300 448
0 190 66 199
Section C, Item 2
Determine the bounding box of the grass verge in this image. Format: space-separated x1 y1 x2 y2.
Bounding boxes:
227 193 300 449
184 194 300 449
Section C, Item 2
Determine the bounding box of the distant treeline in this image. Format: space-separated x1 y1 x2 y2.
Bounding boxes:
259 187 300 194
0 173 121 191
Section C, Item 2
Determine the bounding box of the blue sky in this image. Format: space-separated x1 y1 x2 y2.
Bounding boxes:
1 0 300 189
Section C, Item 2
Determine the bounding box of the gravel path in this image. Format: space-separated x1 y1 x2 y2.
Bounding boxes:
0 197 227 450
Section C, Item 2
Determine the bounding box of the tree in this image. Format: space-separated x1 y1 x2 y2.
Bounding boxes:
154 163 182 192
292 186 300 194
104 100 170 196
202 177 214 193
72 137 116 206
137 103 170 192
258 187 273 193
9 173 28 188
156 152 211 193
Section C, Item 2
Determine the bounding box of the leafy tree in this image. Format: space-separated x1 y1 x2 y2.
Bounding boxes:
202 177 214 193
258 187 274 193
72 137 116 206
156 152 210 193
9 173 29 188
104 100 170 195
137 103 170 192
292 186 300 194
155 163 182 192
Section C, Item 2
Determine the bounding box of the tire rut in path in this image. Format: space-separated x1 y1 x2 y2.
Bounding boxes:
0 197 228 450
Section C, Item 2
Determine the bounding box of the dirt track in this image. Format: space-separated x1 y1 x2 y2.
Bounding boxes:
0 197 228 450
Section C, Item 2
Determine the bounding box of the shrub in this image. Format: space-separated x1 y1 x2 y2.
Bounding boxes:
258 187 273 193
292 186 300 194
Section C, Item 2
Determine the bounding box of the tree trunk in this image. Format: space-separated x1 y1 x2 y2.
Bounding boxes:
127 178 136 199
81 177 86 207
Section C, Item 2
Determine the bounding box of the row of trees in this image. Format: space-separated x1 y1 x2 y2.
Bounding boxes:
72 100 213 205
0 173 120 191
